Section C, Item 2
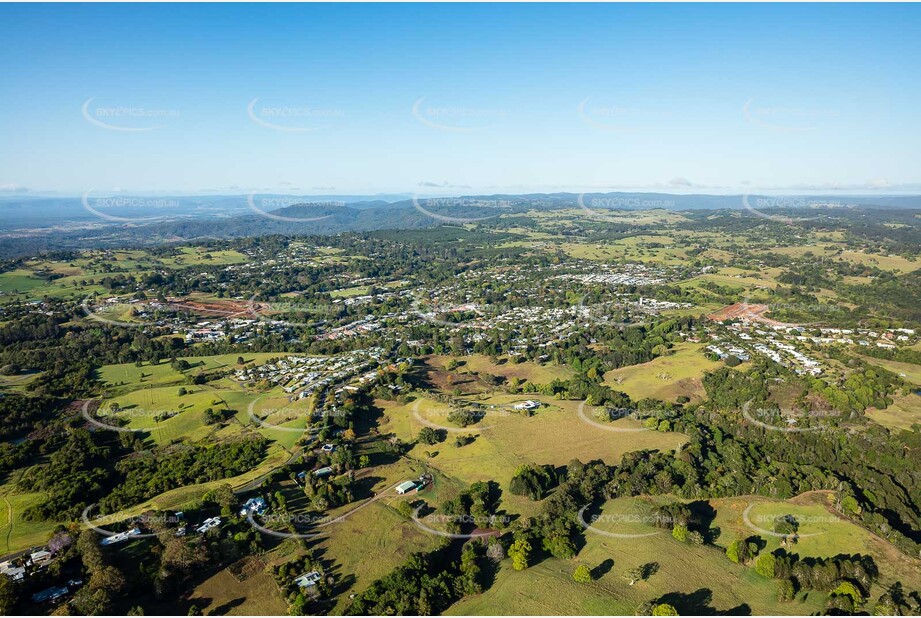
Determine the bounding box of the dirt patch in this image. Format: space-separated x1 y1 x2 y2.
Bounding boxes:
167 297 252 318
424 367 487 395
707 302 790 327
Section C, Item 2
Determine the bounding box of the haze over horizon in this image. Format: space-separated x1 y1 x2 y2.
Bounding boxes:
2 3 920 196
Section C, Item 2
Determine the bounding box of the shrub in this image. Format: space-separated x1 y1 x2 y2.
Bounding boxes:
573 565 592 584
652 603 679 616
755 553 776 578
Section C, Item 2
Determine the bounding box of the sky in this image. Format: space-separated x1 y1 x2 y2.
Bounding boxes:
1 2 920 196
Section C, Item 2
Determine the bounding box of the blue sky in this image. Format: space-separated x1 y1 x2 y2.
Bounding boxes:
1 3 920 196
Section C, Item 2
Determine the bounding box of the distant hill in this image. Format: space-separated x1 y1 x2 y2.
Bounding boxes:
1 191 919 259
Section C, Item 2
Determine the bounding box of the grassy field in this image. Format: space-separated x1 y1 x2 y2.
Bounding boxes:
0 487 62 555
0 269 50 294
315 460 448 613
97 354 297 448
329 285 371 298
859 356 921 431
686 271 779 291
250 392 314 449
712 493 921 596
837 251 921 273
448 496 824 616
861 356 921 386
98 384 257 445
560 241 689 266
186 561 288 616
377 394 687 518
866 393 921 432
449 491 921 615
0 247 248 303
169 247 248 267
77 353 315 535
427 354 575 386
603 343 723 403
0 371 41 393
233 456 466 614
98 353 285 394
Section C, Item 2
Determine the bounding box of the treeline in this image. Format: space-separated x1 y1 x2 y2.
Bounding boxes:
98 437 268 514
0 394 63 441
18 429 268 520
345 542 491 615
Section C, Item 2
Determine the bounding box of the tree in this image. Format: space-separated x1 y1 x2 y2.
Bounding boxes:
0 575 18 615
873 582 910 616
652 603 679 616
396 500 414 519
485 539 505 562
831 581 864 607
72 588 114 616
671 524 688 542
627 566 646 586
417 427 441 445
573 565 592 584
628 562 659 586
208 484 236 517
160 536 209 574
778 579 796 602
755 553 776 578
774 514 798 536
508 539 531 571
77 529 105 574
726 539 749 564
89 565 127 596
509 464 554 500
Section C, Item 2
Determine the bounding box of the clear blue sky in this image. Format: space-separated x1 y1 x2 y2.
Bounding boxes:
1 3 920 196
